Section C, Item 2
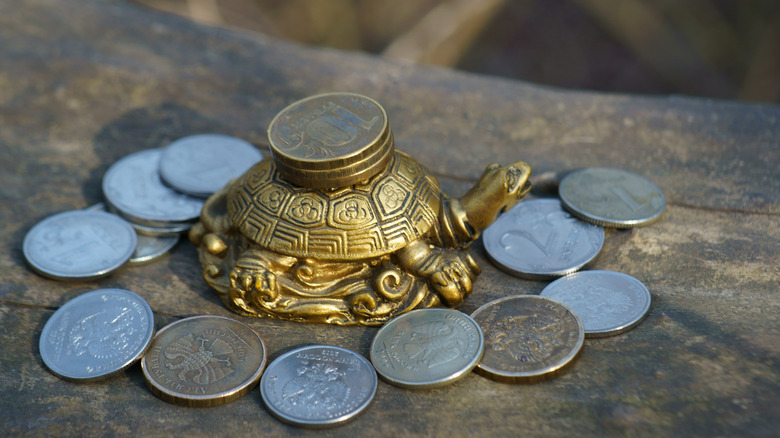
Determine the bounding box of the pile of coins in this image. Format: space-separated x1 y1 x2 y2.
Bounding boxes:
23 134 263 279
30 130 666 427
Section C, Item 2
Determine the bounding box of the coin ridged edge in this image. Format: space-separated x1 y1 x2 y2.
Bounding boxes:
370 308 484 389
470 295 585 384
141 315 267 407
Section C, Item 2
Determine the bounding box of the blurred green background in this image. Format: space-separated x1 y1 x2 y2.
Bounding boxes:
131 0 780 103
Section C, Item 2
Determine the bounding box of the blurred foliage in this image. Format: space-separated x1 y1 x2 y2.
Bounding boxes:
133 0 780 103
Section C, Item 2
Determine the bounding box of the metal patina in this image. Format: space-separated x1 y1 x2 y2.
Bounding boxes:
190 93 532 325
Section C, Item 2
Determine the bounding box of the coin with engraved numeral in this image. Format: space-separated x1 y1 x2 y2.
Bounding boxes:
540 270 652 338
142 315 267 407
39 289 155 381
102 149 204 228
559 167 666 228
471 295 584 383
484 198 605 279
24 210 137 280
261 345 377 428
159 134 263 198
370 308 484 389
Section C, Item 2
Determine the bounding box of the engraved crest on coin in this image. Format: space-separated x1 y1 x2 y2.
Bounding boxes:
540 270 652 337
371 308 484 388
260 345 377 428
471 295 584 383
39 289 155 381
142 315 267 407
484 198 605 279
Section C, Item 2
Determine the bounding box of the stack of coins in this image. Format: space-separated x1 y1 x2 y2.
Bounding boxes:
267 93 393 189
23 134 263 279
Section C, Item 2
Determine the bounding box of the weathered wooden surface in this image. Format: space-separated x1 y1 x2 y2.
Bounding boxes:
1 0 778 436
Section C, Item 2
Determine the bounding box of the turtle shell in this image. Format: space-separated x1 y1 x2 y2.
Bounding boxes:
227 151 441 261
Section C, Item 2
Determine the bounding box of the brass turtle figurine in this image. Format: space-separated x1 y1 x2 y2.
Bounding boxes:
190 93 531 325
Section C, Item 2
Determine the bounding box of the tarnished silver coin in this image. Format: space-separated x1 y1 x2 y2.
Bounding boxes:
142 315 267 407
83 203 180 263
261 345 377 428
23 210 137 280
484 198 605 279
471 295 584 383
559 167 666 228
370 308 483 389
39 288 155 381
159 134 263 198
102 149 204 228
540 270 652 338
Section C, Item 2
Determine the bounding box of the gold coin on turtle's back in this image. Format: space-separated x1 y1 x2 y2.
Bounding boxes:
142 315 267 407
471 295 584 383
267 92 392 188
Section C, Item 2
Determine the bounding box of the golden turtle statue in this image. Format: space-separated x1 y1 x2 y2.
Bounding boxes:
190 93 531 325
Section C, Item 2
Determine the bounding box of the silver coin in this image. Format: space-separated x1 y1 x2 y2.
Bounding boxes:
484 198 605 280
23 210 137 280
558 167 666 228
129 233 180 264
102 149 204 228
540 270 652 338
39 288 155 381
370 308 483 389
261 345 377 428
159 134 263 198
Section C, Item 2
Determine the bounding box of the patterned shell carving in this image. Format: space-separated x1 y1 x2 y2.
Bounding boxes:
227 151 441 260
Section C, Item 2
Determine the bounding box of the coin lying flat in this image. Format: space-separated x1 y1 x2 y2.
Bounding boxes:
471 295 584 383
23 210 137 280
39 289 155 381
83 203 180 264
142 315 267 407
484 198 605 280
261 345 377 428
558 167 666 228
159 134 263 198
540 270 652 338
102 149 204 228
370 308 484 389
86 202 192 236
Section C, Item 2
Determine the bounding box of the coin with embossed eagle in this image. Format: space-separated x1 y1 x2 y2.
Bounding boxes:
370 308 484 388
141 315 267 407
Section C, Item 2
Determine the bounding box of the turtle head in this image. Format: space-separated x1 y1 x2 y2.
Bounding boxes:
459 161 532 233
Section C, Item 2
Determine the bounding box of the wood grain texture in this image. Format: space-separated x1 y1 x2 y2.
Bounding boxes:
1 0 777 436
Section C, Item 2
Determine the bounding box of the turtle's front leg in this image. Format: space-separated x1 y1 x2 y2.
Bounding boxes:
395 240 481 307
229 248 295 306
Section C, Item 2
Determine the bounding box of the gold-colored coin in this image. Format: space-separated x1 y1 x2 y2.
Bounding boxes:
141 315 267 407
470 295 584 383
278 132 394 188
268 92 390 187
